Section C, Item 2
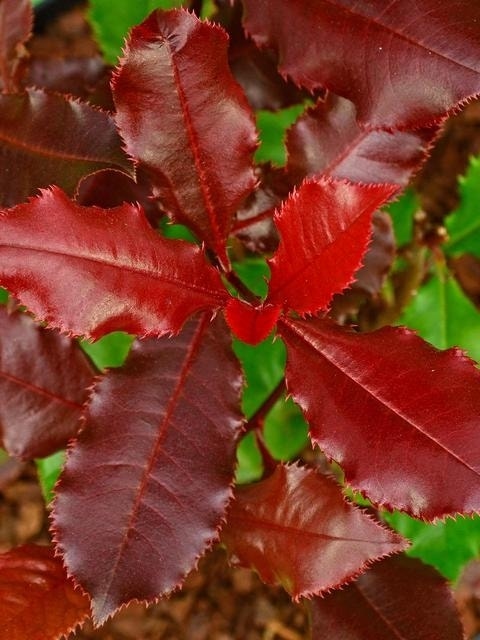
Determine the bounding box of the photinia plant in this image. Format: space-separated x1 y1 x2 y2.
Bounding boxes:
2 0 480 636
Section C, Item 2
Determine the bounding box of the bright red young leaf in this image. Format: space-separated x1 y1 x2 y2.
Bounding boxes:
0 544 90 640
221 464 406 598
286 95 438 187
224 298 281 345
113 9 257 268
310 555 464 640
0 89 131 207
267 178 397 314
0 307 95 460
0 0 32 91
242 0 480 129
0 187 227 339
53 314 244 625
279 317 480 519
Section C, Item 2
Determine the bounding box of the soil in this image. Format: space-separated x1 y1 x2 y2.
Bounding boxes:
4 2 480 639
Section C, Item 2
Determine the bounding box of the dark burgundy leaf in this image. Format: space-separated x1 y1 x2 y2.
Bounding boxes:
0 0 32 91
222 464 406 598
0 544 90 640
242 0 480 129
0 89 131 207
279 316 480 519
0 187 227 339
310 555 464 640
113 9 257 268
76 168 162 227
213 0 308 111
53 314 244 625
267 178 397 314
233 163 288 253
286 95 438 187
0 307 95 460
25 56 107 102
225 298 281 345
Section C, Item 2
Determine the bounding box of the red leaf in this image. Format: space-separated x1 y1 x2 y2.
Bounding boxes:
267 178 397 314
0 544 90 640
213 0 309 111
221 464 406 599
331 211 395 319
113 9 257 268
76 168 162 227
225 298 281 345
52 314 244 625
279 317 480 519
0 187 227 339
242 0 480 129
286 95 438 187
0 307 95 460
310 555 464 640
0 89 131 207
234 163 287 254
0 0 32 91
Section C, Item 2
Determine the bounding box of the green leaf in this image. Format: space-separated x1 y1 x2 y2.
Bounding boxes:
36 450 65 503
384 510 480 581
400 263 480 361
0 288 8 304
264 396 308 460
233 335 285 418
384 188 418 246
232 258 270 299
88 0 185 65
236 432 262 484
80 332 134 370
445 155 480 256
255 105 305 166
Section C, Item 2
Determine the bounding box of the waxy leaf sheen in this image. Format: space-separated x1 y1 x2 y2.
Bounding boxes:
53 315 244 625
0 187 227 339
242 0 480 129
0 89 131 207
267 178 397 314
113 9 257 268
279 317 480 519
0 307 95 460
310 555 464 640
0 544 90 640
222 464 406 598
286 95 438 187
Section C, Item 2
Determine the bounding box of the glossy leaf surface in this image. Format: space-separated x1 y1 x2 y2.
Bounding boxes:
222 464 406 598
286 95 437 187
0 0 32 90
0 89 131 207
225 298 280 345
0 187 227 339
0 544 90 640
0 307 95 460
267 178 397 314
280 317 480 519
113 9 257 267
242 0 480 129
53 315 244 625
310 555 463 640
